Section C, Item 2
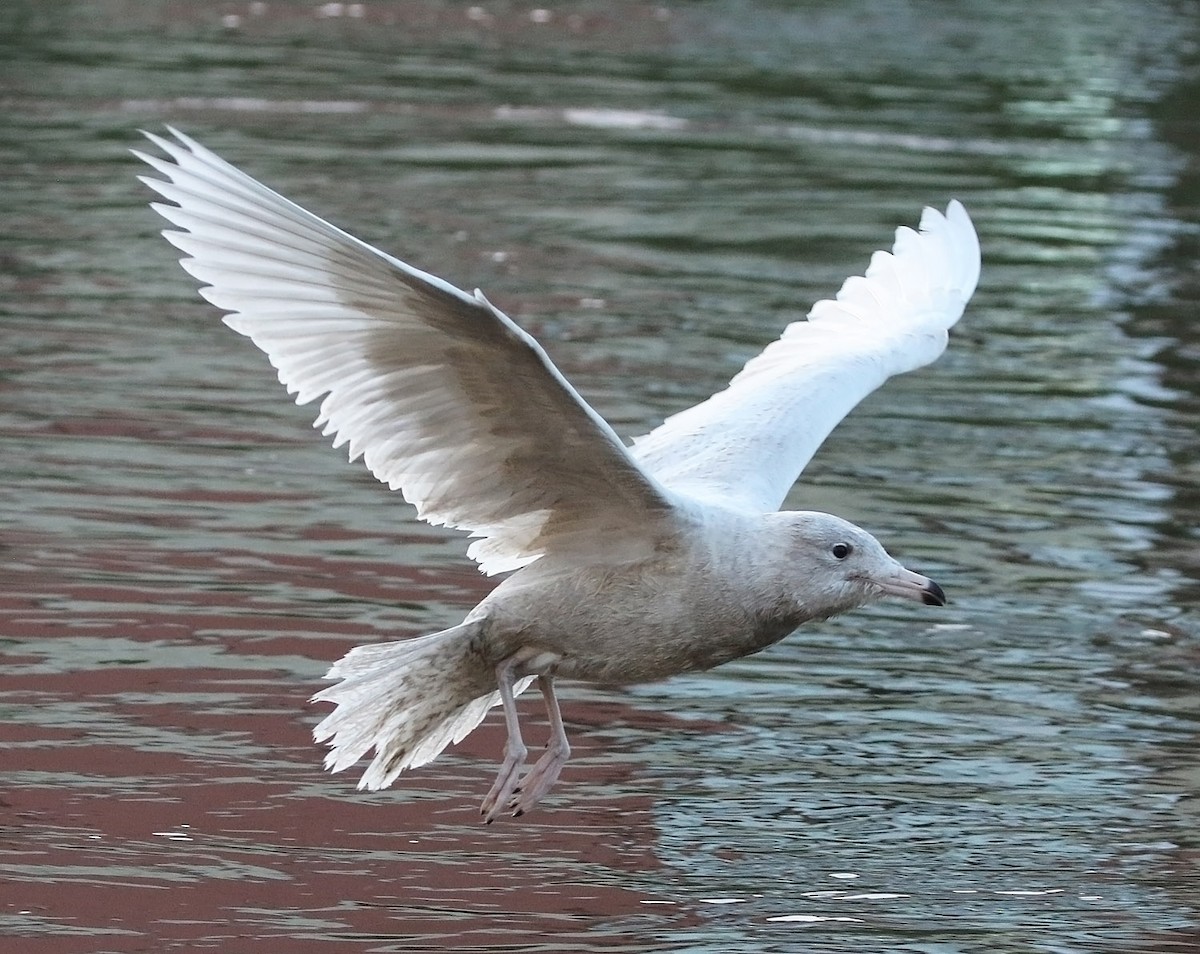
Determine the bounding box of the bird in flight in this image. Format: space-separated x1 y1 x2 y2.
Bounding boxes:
135 128 980 822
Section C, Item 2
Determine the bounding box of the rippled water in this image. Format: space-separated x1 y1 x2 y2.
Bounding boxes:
2 1 1198 950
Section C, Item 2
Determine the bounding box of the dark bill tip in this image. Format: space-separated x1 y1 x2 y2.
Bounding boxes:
922 579 947 607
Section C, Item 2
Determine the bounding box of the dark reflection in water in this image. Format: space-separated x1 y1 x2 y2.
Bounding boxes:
2 1 1198 951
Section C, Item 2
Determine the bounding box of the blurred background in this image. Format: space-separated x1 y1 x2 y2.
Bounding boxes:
1 1 1197 950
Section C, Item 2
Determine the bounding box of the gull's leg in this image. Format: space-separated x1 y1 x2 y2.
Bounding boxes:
479 654 528 824
509 674 571 817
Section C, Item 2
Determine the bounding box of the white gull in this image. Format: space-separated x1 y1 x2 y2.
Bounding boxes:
135 128 980 821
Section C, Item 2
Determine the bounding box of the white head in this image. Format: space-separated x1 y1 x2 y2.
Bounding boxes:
770 510 945 617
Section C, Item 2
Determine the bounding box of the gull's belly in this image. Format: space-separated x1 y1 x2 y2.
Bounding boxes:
548 610 794 684
478 558 800 685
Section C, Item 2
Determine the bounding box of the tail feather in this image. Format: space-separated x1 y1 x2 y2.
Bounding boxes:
312 621 523 791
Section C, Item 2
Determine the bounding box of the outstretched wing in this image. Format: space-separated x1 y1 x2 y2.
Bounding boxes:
135 128 676 575
631 201 980 513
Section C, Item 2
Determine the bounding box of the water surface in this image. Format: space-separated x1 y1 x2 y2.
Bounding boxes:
2 1 1198 951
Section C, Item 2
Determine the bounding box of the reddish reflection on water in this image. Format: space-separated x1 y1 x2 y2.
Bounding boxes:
5 0 1200 949
2 522 712 949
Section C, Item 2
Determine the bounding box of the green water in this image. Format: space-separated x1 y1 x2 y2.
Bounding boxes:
1 1 1198 950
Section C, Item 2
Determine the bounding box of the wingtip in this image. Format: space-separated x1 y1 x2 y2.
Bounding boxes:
164 124 202 152
943 198 982 297
919 198 972 231
139 128 175 156
136 125 208 166
944 198 973 231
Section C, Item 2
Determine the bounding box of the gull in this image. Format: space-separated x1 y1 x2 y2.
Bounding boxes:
134 128 980 821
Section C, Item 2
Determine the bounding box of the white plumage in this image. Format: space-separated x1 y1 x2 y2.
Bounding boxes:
631 201 979 511
136 128 981 820
136 128 674 577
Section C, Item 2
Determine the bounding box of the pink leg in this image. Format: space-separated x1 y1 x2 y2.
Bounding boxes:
509 674 571 817
479 655 528 824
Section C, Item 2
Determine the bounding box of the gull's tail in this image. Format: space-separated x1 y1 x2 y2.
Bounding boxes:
312 621 507 790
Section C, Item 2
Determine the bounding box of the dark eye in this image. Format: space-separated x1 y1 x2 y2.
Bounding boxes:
831 543 853 560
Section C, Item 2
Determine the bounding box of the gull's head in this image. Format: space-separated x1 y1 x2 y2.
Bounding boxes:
775 511 946 614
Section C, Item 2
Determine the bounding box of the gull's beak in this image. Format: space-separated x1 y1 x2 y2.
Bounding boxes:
874 566 946 607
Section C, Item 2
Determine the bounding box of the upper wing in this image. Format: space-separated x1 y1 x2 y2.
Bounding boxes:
135 128 676 575
630 201 980 513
